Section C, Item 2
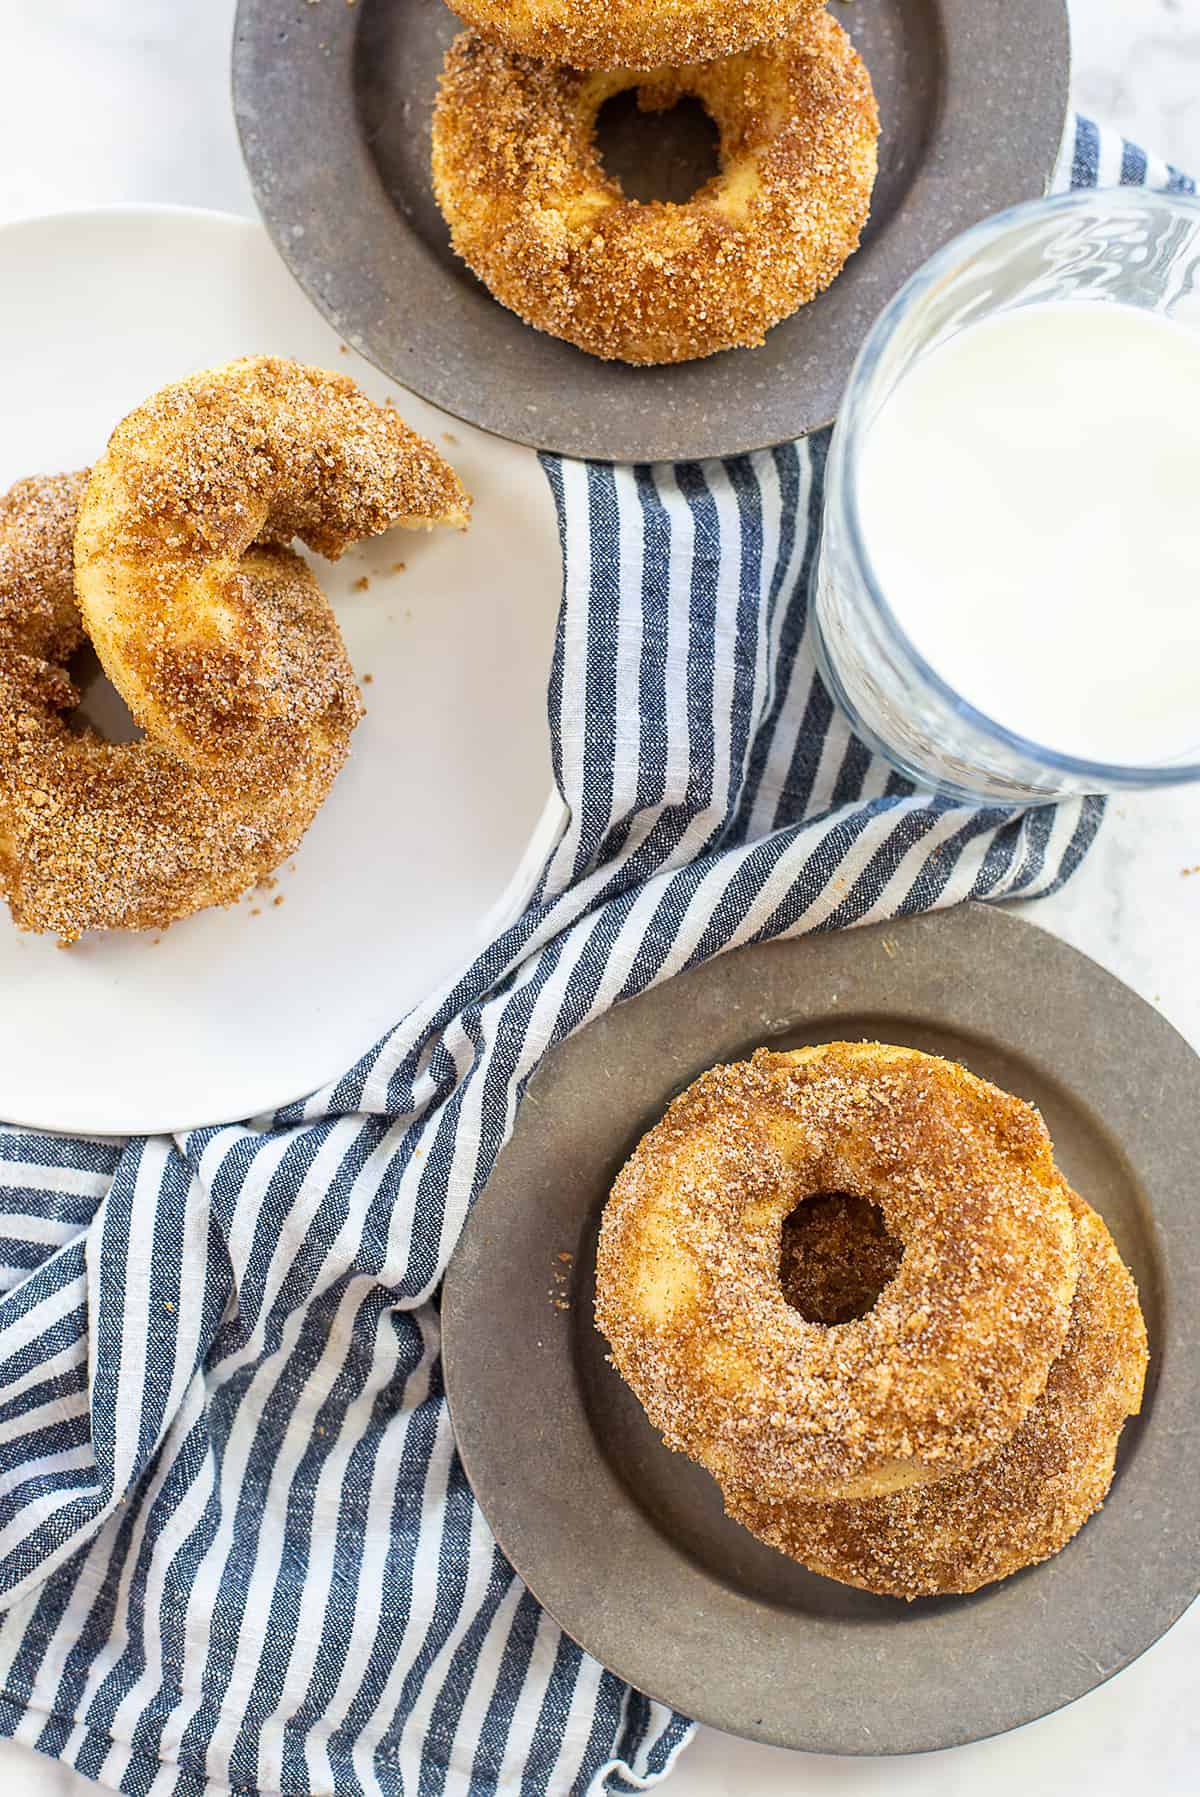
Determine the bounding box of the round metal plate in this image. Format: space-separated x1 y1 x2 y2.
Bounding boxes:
232 0 1070 462
442 905 1200 1755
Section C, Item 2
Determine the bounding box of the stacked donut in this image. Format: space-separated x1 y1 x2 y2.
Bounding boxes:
0 357 469 940
431 2 880 364
596 1042 1148 1598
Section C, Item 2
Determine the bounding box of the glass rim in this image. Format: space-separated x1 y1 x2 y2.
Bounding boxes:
834 184 1200 788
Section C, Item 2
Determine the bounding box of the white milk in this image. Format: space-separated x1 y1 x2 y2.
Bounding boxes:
854 301 1200 766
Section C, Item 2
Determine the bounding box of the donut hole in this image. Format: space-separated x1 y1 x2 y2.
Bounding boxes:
780 1194 904 1326
595 90 721 205
66 642 144 744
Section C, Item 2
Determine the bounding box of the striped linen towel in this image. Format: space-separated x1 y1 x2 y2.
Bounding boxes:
0 117 1189 1797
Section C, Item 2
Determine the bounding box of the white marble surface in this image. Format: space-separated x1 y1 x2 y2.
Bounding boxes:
1075 0 1200 173
0 2 1197 1794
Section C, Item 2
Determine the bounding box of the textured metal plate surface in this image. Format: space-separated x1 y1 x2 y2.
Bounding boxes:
233 0 1070 460
442 904 1200 1754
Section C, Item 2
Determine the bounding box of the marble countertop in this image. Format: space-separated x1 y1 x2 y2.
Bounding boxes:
0 2 1197 1795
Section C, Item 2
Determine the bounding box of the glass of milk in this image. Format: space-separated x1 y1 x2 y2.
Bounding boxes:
813 187 1200 802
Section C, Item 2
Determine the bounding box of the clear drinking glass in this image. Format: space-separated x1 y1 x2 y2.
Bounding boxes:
813 188 1200 803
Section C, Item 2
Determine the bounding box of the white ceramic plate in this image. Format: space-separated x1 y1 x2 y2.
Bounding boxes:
0 206 562 1136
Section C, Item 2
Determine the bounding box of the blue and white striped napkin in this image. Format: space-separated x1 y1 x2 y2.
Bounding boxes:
0 117 1190 1797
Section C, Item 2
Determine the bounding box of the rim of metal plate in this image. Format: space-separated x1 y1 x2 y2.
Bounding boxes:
441 904 1200 1755
231 0 1070 462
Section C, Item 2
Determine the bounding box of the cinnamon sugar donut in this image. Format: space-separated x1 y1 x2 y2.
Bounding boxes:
431 17 879 365
443 0 825 72
0 470 87 665
0 472 362 940
595 1043 1080 1501
729 1193 1147 1597
75 357 469 770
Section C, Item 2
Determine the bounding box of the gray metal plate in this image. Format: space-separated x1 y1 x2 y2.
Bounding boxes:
232 0 1070 461
442 905 1200 1755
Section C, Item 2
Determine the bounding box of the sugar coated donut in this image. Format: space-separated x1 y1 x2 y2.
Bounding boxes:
0 472 362 940
595 1043 1080 1501
431 17 879 365
75 357 470 770
442 0 825 73
0 470 86 665
728 1192 1147 1597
